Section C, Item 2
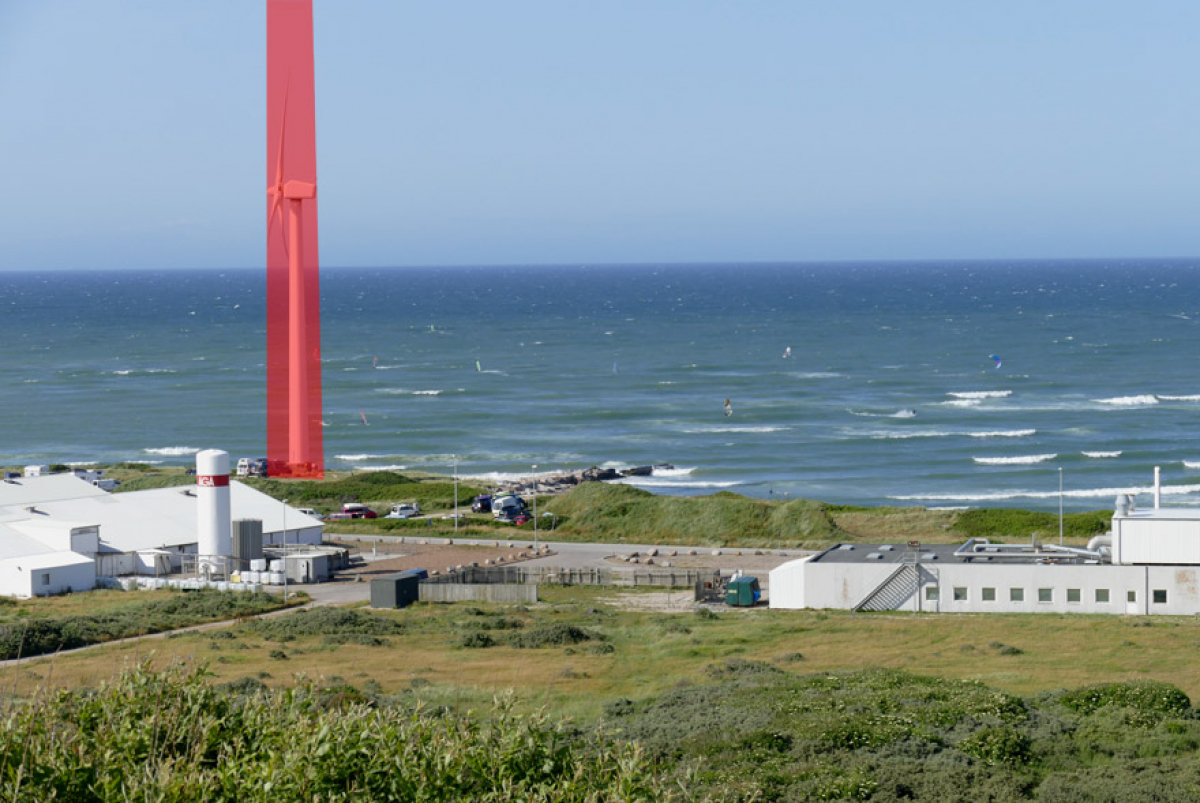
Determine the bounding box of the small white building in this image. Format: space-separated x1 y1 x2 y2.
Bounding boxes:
771 492 1200 617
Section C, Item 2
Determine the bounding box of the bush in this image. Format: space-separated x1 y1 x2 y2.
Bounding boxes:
458 632 495 649
958 726 1034 766
508 624 598 649
244 607 404 640
1060 681 1192 722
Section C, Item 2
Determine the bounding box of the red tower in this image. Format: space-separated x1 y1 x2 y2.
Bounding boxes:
266 0 323 478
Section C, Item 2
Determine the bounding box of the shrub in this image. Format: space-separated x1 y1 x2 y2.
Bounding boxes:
458 632 495 649
508 624 598 649
1060 681 1192 721
958 726 1034 767
244 607 403 640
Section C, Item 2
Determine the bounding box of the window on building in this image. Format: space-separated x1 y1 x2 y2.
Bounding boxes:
982 587 996 601
925 586 939 602
1095 589 1110 603
1127 590 1137 603
1067 588 1081 603
953 587 967 601
41 573 50 586
1154 589 1168 604
1038 588 1052 603
1010 587 1024 602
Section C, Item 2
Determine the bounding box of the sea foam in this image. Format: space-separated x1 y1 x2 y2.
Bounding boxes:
973 454 1057 465
1083 451 1122 458
143 446 201 456
1095 395 1159 406
947 390 1012 399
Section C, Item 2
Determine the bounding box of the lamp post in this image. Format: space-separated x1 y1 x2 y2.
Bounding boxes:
281 498 288 601
453 454 459 534
530 463 540 552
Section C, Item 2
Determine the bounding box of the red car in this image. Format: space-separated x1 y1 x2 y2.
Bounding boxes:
511 513 531 526
341 503 377 519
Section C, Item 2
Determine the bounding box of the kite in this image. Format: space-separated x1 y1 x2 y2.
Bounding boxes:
990 354 1002 369
724 398 733 417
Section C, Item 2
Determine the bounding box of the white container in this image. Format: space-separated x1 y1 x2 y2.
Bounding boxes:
248 583 262 593
269 560 285 572
250 559 267 572
243 571 257 584
267 571 284 585
229 572 241 583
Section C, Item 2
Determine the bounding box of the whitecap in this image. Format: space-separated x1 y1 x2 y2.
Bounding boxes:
893 483 1200 503
967 429 1037 439
143 446 202 456
412 390 442 396
1185 461 1200 470
940 399 982 408
1158 395 1200 402
947 391 1012 399
615 478 741 489
973 454 1057 465
651 466 696 477
359 465 409 472
1083 451 1122 458
1094 395 1159 406
334 454 386 461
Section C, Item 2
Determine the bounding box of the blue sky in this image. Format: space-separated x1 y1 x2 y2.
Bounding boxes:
2 1 1198 270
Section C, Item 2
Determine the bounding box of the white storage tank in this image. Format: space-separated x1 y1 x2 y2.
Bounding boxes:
196 450 232 572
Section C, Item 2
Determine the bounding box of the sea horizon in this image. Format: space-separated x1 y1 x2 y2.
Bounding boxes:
8 257 1200 513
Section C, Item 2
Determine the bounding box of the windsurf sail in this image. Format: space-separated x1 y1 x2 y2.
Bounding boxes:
360 410 368 425
372 356 378 369
475 360 482 372
990 354 1002 370
782 346 792 359
724 398 733 417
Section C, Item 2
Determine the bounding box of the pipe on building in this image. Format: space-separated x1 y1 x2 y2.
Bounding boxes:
1155 466 1161 509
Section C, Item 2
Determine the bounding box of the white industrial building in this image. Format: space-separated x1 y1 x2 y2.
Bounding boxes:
771 488 1200 616
0 467 323 598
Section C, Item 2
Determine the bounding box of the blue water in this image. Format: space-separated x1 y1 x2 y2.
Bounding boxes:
6 260 1200 511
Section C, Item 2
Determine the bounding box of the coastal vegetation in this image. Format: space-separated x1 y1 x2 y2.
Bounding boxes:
101 465 1112 548
0 589 290 661
7 591 1200 800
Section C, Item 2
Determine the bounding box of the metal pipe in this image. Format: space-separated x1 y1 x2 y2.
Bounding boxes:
1154 466 1161 509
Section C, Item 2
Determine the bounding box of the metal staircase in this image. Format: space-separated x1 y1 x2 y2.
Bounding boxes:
854 563 918 612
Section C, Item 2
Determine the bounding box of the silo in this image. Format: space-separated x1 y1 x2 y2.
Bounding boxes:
196 450 232 572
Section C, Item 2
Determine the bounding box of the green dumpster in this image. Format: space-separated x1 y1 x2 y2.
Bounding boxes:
725 576 761 607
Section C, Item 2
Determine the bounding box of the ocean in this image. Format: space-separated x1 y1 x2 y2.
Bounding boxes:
6 260 1200 512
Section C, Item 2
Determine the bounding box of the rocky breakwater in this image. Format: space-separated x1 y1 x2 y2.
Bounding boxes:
495 464 674 495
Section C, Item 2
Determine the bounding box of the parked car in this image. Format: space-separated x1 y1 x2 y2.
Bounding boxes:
324 512 354 522
386 502 421 519
471 494 493 513
341 502 377 519
491 494 527 519
511 513 532 526
296 507 319 518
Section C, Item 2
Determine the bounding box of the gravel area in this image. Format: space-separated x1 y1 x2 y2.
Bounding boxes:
329 539 550 578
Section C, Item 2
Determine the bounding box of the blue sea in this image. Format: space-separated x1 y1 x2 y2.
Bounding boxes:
7 260 1200 512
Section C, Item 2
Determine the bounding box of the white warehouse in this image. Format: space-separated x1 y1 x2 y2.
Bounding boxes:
0 471 323 598
771 492 1200 617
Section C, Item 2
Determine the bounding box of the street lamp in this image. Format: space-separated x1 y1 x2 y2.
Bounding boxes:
453 454 459 534
281 498 289 601
530 463 540 552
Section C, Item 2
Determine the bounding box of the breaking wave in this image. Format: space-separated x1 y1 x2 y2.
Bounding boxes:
893 483 1200 503
143 446 201 456
1083 451 1122 458
973 454 1057 465
947 391 1012 399
1095 395 1159 406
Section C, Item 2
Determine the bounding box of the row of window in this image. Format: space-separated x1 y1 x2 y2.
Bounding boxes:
924 586 1169 605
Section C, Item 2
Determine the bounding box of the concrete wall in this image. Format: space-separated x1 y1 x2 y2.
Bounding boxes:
771 559 1200 616
419 583 538 604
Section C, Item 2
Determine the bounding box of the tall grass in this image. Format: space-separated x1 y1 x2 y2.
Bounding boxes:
0 661 672 801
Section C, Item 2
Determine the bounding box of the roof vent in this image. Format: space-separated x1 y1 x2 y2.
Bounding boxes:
867 552 883 560
838 544 855 551
880 545 895 552
922 552 937 560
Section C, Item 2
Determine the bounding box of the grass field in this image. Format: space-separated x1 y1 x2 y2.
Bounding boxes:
12 586 1200 718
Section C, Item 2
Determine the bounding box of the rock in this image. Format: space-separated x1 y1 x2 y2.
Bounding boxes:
419 539 428 545
630 557 640 564
581 466 621 482
661 561 671 568
711 549 722 557
754 550 763 556
647 548 659 557
430 570 439 576
668 550 677 557
484 559 493 566
645 558 655 566
619 465 654 477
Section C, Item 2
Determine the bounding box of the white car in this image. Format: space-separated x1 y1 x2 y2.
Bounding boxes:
386 502 421 519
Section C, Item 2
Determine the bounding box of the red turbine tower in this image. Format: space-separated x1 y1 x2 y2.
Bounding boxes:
266 0 323 478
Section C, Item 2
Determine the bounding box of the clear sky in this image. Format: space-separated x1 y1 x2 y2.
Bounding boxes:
2 1 1198 270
